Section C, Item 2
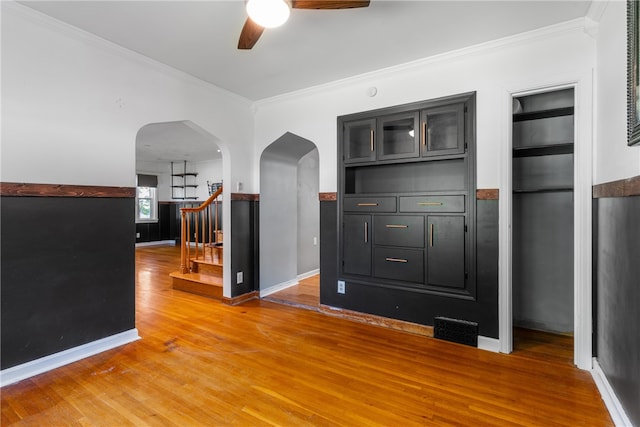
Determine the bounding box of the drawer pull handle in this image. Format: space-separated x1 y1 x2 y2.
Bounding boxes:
357 203 378 207
385 257 408 263
418 202 443 206
385 224 408 228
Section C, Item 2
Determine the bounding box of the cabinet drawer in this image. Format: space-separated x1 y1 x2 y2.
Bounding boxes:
399 195 465 213
373 248 424 283
374 216 424 248
344 197 396 212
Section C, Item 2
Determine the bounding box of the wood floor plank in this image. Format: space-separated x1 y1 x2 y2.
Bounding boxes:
0 245 613 426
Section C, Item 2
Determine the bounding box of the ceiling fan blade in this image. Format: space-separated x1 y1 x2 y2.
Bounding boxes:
291 0 370 9
238 18 265 50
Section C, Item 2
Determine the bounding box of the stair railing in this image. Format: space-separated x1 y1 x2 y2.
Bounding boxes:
179 186 223 273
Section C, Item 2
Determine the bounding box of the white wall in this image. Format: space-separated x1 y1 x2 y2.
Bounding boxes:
194 158 223 201
297 149 319 276
253 20 596 193
1 3 254 192
1 2 255 296
595 0 640 184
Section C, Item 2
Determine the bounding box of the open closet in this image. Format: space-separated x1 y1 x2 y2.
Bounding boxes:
512 88 575 356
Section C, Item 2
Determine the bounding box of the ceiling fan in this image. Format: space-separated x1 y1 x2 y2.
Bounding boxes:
238 0 371 49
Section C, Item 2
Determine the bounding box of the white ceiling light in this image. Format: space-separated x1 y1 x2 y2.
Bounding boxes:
246 0 290 28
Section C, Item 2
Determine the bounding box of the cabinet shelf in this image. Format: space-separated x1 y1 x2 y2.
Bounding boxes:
513 106 574 122
513 143 573 158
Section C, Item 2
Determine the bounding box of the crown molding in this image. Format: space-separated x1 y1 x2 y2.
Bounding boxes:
3 1 252 104
254 17 589 108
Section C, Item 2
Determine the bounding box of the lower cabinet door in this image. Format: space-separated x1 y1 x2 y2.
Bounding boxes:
427 215 466 289
373 247 424 283
343 214 371 276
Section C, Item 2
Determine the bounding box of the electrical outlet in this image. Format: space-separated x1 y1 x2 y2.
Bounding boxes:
313 237 318 246
236 271 243 284
337 280 345 294
136 233 140 238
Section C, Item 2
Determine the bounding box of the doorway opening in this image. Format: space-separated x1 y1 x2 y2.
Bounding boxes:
511 88 575 364
259 133 320 310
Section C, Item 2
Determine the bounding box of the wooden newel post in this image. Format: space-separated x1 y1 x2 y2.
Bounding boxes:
180 210 189 273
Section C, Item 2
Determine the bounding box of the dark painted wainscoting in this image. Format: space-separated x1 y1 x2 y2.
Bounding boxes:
230 194 259 298
0 183 136 370
593 176 640 426
320 190 499 338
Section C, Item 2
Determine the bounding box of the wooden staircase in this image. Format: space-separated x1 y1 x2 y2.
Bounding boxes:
170 258 223 299
170 187 224 299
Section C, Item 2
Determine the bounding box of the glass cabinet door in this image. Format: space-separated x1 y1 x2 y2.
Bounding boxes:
420 103 465 157
343 118 376 164
378 112 420 161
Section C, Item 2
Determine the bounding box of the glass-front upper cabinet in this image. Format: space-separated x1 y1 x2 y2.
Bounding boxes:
420 103 465 157
343 118 376 164
378 112 420 161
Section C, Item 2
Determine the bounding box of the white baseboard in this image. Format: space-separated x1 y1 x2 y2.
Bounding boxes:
591 358 635 427
135 240 176 247
261 278 298 297
297 268 319 281
0 329 140 387
477 336 500 353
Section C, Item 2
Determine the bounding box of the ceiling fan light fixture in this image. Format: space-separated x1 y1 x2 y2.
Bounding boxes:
246 0 290 28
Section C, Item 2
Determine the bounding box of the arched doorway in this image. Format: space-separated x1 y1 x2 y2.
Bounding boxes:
259 132 320 307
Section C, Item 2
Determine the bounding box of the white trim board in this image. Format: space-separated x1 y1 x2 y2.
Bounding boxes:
260 278 298 298
591 359 635 427
0 329 140 387
477 336 500 353
297 268 319 281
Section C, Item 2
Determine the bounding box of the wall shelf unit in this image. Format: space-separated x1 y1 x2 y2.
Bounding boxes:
171 161 198 200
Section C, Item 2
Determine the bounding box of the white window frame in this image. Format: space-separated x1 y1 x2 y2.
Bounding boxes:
135 186 158 223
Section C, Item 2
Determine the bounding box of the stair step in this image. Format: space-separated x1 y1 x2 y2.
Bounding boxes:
190 259 223 276
170 271 222 299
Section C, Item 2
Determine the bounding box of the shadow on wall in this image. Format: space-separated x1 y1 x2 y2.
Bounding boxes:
259 132 319 294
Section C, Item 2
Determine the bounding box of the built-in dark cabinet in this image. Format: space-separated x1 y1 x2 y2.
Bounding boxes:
338 92 476 300
343 119 376 164
343 214 371 276
420 102 465 157
426 215 466 290
378 111 420 161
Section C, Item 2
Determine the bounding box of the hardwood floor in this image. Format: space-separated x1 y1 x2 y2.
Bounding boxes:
1 245 613 426
263 275 320 310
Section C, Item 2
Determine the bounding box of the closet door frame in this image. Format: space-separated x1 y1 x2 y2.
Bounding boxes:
499 78 593 370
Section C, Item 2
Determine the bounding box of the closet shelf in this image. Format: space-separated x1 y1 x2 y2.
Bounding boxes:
513 187 573 194
513 106 574 122
513 143 574 158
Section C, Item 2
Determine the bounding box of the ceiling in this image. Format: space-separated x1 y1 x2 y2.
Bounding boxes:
17 1 592 165
20 1 592 102
136 121 222 165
